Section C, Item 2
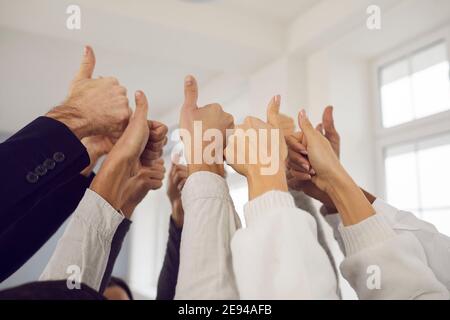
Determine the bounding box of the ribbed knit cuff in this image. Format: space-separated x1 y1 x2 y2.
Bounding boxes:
181 171 232 206
244 191 296 227
338 214 396 256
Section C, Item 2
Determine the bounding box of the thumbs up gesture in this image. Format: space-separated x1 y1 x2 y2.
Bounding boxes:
179 75 234 177
297 110 343 192
225 96 288 199
47 46 131 140
267 95 295 137
90 90 160 214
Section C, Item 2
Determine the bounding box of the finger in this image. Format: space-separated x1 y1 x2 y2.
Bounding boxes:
171 152 181 165
146 136 168 152
152 158 164 166
286 135 308 155
169 163 177 179
141 149 163 164
290 169 312 180
174 170 187 185
316 123 324 135
74 45 96 81
322 106 336 134
287 159 310 173
287 150 310 171
177 178 187 191
298 109 315 142
146 169 165 180
133 91 149 121
287 175 309 190
267 95 281 123
149 121 168 141
183 75 198 110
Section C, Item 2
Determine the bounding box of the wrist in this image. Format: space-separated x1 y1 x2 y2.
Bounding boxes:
247 168 288 200
90 156 131 211
46 104 91 140
121 203 135 219
188 163 225 177
171 205 184 229
325 169 375 226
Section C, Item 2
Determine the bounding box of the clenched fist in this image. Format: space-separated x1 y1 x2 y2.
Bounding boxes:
47 46 131 140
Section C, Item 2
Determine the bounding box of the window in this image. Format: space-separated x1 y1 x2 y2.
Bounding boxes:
384 134 450 236
375 29 450 236
380 42 450 128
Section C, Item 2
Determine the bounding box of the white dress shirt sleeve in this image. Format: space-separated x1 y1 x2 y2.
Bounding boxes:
39 189 130 292
175 171 241 300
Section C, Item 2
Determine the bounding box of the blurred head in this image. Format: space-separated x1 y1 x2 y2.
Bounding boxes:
103 277 133 300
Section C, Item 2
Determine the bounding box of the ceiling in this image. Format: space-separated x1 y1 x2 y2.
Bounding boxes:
187 0 321 25
1 0 447 133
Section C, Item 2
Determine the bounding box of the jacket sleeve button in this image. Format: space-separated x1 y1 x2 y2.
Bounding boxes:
53 152 66 163
34 165 47 176
43 158 56 170
26 172 39 184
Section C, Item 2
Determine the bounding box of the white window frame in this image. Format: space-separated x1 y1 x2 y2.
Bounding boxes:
372 26 450 200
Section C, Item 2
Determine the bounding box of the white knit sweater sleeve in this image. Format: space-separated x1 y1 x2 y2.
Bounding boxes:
339 214 449 300
231 191 339 299
175 171 240 300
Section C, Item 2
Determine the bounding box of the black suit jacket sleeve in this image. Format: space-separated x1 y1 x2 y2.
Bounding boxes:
156 217 182 300
0 116 89 235
0 173 95 283
0 280 104 300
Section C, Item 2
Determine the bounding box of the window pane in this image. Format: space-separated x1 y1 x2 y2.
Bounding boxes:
381 77 414 127
385 144 419 210
417 135 450 209
412 61 450 118
380 42 450 128
385 132 450 233
380 60 414 127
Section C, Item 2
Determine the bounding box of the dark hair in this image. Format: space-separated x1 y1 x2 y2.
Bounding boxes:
107 277 134 300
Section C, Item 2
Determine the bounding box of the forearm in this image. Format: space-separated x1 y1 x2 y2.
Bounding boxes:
326 170 375 226
0 174 94 283
90 152 131 212
0 117 89 235
247 169 288 200
339 214 449 300
39 189 131 293
231 191 338 299
156 217 182 300
46 104 90 140
175 172 240 299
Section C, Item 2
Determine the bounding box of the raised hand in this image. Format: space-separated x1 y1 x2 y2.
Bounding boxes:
267 95 296 137
166 156 187 228
120 158 166 217
80 135 114 177
141 120 168 166
46 46 131 140
296 110 342 192
179 75 234 177
225 96 288 199
90 91 154 214
286 107 339 211
298 109 374 225
322 106 340 157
